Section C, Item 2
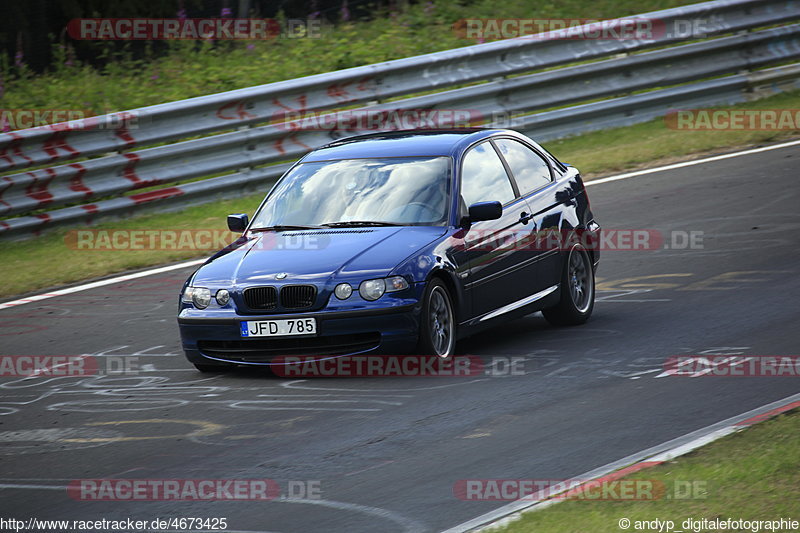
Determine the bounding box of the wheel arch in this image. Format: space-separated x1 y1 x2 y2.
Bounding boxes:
425 267 462 325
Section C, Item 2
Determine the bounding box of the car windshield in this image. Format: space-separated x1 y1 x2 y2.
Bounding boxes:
250 157 451 228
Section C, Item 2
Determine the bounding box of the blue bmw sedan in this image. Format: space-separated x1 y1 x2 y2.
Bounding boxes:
178 129 600 371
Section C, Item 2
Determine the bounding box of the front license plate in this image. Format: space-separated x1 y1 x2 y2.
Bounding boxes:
240 318 317 337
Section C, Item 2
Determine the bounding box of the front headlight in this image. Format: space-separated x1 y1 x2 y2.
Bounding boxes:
359 279 385 301
183 286 228 309
358 276 409 301
191 287 212 309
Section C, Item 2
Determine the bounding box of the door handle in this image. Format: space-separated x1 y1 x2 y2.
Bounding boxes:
519 211 533 225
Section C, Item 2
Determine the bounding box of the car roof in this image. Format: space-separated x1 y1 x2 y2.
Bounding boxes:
300 129 510 161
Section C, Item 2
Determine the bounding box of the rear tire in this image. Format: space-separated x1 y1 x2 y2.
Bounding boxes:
417 279 456 358
543 244 595 326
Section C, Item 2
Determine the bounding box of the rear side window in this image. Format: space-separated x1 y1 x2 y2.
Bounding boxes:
460 141 515 207
494 138 552 195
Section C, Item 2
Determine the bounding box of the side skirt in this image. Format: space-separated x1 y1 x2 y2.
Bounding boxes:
459 284 559 330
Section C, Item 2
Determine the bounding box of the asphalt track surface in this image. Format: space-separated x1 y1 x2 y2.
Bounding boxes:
1 143 799 532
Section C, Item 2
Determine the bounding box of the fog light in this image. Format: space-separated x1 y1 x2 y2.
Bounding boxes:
334 283 352 300
215 289 231 306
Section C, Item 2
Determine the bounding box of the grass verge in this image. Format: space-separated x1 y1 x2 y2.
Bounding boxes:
492 409 800 533
1 89 799 300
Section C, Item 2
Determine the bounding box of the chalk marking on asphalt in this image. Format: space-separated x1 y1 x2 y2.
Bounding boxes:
232 399 401 405
224 404 381 412
598 367 662 379
1 371 414 414
597 298 672 302
80 344 179 358
251 398 404 405
2 140 800 312
595 289 671 303
257 393 414 398
46 399 190 412
441 391 800 533
344 460 396 477
17 354 95 378
0 427 125 454
280 498 427 533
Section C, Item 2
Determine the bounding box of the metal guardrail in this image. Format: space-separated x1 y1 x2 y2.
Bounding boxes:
515 64 800 140
1 0 799 239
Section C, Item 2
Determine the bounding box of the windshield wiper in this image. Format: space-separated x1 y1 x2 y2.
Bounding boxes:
321 221 404 227
249 225 322 232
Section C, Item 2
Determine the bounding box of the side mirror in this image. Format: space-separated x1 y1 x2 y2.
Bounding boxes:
467 201 502 223
227 213 249 232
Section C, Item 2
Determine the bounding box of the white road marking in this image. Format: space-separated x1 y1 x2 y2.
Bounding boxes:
2 139 799 311
0 259 204 310
442 391 800 533
584 138 800 187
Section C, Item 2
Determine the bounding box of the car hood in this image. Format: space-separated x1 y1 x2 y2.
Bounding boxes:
191 226 448 287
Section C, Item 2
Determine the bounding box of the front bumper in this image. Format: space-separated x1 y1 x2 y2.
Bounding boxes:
178 300 421 366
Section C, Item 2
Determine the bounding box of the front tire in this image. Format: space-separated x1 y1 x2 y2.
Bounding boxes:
543 244 595 326
417 279 456 357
